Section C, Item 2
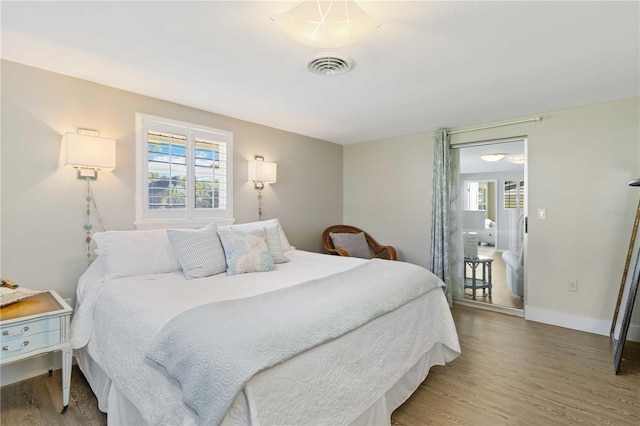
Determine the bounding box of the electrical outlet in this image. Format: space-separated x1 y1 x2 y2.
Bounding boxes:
568 280 578 292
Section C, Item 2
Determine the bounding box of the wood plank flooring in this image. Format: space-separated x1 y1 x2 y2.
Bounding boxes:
0 364 105 426
392 305 640 425
1 305 638 425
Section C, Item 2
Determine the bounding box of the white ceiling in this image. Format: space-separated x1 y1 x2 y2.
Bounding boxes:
1 1 638 145
459 140 524 174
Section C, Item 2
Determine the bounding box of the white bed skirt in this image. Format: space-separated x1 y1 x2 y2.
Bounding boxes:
76 341 457 426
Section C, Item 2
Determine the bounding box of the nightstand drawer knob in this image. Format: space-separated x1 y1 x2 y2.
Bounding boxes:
2 326 29 336
3 341 29 351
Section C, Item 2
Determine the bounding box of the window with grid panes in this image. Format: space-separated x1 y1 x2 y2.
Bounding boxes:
136 113 233 226
504 180 525 210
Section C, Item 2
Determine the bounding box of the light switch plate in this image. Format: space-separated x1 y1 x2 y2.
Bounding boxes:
537 208 546 220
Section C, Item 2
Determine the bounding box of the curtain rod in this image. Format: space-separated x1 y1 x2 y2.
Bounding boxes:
442 117 542 136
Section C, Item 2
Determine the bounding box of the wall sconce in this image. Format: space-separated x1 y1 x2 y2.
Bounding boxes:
61 129 116 262
62 129 116 180
248 156 277 220
248 156 277 190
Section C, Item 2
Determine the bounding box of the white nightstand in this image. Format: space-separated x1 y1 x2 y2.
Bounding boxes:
0 290 73 413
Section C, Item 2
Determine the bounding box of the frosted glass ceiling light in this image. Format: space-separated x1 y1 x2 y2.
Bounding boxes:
480 154 506 162
507 154 525 164
272 0 380 48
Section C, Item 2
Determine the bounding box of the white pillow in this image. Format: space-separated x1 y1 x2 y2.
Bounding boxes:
93 229 180 278
167 222 227 279
217 228 275 276
219 219 292 262
242 219 293 250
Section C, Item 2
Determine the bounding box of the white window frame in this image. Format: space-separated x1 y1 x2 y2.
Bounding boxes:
135 113 234 229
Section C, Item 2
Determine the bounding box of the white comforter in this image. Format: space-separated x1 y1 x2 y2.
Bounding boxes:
71 250 460 425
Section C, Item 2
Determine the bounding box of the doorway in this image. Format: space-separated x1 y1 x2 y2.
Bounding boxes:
455 139 526 313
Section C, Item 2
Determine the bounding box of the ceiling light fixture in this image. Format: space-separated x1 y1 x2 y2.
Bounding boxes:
480 154 506 162
507 154 525 164
271 0 380 48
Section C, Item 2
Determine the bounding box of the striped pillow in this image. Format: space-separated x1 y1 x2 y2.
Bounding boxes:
167 222 227 279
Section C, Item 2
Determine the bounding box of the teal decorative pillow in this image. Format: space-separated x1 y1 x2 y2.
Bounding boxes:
167 222 226 279
329 232 372 259
217 228 276 276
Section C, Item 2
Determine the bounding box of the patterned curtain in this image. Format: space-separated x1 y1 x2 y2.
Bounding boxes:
429 130 463 306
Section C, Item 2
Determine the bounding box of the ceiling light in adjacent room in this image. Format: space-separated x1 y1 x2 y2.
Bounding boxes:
507 154 525 164
271 0 380 48
480 154 506 162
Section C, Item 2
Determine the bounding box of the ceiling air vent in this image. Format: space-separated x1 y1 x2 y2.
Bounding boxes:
305 53 354 76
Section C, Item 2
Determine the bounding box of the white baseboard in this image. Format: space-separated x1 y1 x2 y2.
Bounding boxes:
1 352 63 387
524 305 640 342
454 297 524 317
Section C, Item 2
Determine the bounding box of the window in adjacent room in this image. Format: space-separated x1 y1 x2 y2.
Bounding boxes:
466 181 488 211
135 113 233 228
504 180 525 210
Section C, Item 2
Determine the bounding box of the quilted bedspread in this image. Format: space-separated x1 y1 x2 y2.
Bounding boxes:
145 259 442 425
71 251 459 425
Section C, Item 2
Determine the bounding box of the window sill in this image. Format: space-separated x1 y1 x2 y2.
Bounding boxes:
134 218 236 230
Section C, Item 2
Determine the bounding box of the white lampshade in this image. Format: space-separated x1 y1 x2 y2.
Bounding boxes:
62 132 116 170
248 160 277 183
271 0 379 48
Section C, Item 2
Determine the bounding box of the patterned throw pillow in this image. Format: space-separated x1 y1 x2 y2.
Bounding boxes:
167 222 227 279
218 222 289 264
217 228 276 276
329 232 372 259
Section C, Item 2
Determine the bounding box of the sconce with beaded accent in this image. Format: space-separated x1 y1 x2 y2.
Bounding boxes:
62 129 116 262
248 156 277 220
62 129 116 179
248 155 277 190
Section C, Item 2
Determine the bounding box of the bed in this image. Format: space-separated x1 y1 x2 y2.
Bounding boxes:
70 219 461 425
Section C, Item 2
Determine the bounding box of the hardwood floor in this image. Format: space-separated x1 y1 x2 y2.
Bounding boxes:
0 364 105 425
392 305 640 425
1 305 638 425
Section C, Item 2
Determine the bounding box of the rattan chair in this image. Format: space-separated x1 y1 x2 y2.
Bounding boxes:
321 225 397 260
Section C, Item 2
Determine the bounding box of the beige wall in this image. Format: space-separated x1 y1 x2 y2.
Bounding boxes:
344 134 433 268
0 60 343 304
345 97 640 336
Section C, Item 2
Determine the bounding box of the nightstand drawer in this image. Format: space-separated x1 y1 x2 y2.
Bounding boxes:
0 316 60 343
1 329 61 359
